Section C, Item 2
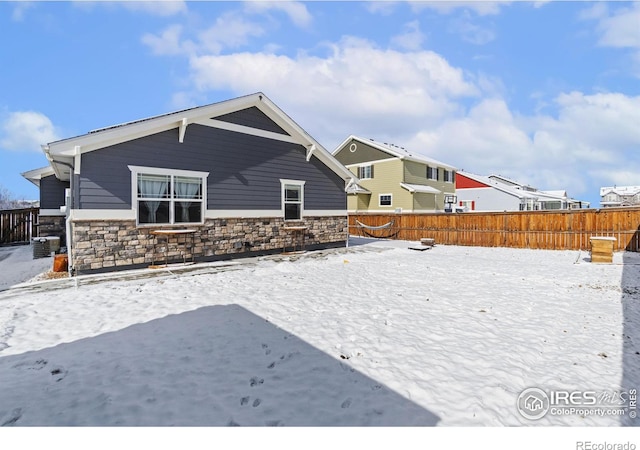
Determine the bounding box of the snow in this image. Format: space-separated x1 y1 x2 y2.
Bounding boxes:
0 245 52 292
0 237 639 429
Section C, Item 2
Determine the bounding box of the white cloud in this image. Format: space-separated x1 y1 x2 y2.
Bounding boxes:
11 1 35 21
407 91 640 197
0 111 60 152
198 12 266 55
243 1 312 28
186 36 479 146
141 24 190 56
581 2 640 77
596 3 640 49
391 20 425 51
410 1 508 16
448 12 496 45
142 13 265 57
120 1 187 17
365 1 400 16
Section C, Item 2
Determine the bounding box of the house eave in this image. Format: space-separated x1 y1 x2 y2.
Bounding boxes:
42 92 355 183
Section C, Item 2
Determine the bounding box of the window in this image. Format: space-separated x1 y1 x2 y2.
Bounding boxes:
444 170 455 183
129 166 208 226
358 165 374 179
281 179 305 220
379 194 392 207
427 166 439 181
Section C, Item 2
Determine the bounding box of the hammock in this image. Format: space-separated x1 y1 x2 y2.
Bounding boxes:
354 220 398 238
355 220 394 230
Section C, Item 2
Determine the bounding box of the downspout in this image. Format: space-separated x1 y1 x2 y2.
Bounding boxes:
43 145 75 276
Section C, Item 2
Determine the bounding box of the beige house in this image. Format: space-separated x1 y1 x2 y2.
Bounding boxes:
333 136 457 213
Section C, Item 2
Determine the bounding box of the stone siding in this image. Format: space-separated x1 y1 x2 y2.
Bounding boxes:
70 216 347 273
38 215 66 246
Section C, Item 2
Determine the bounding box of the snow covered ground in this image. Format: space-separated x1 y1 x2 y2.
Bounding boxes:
0 238 638 429
0 244 53 292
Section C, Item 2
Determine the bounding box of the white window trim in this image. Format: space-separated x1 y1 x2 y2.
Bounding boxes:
427 166 439 181
444 169 454 183
358 164 373 180
379 193 393 207
280 179 306 221
128 165 209 227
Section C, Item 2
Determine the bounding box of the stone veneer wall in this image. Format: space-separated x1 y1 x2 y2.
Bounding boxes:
70 216 347 273
38 215 66 246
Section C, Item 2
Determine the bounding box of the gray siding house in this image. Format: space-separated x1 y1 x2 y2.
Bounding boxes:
23 93 355 274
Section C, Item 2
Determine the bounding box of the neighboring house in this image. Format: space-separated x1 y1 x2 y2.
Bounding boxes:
22 93 355 274
456 172 590 212
600 186 640 208
333 136 457 213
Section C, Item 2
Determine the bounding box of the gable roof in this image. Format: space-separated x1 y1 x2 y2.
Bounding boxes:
456 171 539 200
600 186 640 197
333 135 456 170
21 166 55 188
40 92 354 183
458 171 589 206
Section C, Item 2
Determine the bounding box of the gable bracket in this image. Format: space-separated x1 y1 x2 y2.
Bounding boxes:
306 144 316 162
178 118 188 143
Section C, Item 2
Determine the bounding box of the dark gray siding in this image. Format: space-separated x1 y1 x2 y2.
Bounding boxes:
215 107 289 136
334 139 394 166
40 174 69 209
79 124 345 211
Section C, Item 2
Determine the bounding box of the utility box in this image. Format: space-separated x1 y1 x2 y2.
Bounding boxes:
590 236 616 264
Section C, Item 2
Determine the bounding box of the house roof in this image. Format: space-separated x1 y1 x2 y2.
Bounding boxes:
21 166 55 188
456 171 539 200
39 92 355 184
334 135 456 170
600 186 640 196
400 183 441 194
346 183 371 195
459 171 589 206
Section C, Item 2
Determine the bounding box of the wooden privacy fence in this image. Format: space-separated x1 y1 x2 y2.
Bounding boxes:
0 207 39 245
349 207 640 252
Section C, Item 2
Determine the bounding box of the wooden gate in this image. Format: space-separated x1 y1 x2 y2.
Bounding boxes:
0 207 39 245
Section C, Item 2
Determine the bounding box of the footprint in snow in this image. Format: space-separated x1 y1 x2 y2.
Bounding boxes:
50 367 68 382
13 359 47 371
241 396 250 406
1 408 23 426
341 398 352 409
249 377 264 387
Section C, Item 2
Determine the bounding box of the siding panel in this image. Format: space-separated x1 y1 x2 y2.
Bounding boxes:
40 174 69 209
215 107 289 135
79 124 345 211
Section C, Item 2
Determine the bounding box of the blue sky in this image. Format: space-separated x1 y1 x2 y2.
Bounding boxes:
1 1 639 207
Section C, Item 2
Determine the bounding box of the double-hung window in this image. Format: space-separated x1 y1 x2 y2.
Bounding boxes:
444 170 455 183
358 165 374 179
281 179 305 221
427 166 439 181
129 166 208 226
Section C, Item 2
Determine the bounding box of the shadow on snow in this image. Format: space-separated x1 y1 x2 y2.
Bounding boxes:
0 304 439 426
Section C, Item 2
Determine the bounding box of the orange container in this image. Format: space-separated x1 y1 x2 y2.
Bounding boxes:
53 254 68 272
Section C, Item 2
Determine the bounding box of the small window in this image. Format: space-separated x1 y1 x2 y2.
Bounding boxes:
427 166 439 181
358 165 374 179
281 179 305 220
379 194 392 207
444 170 455 183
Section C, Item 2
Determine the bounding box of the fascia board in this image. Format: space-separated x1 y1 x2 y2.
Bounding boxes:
46 93 266 156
